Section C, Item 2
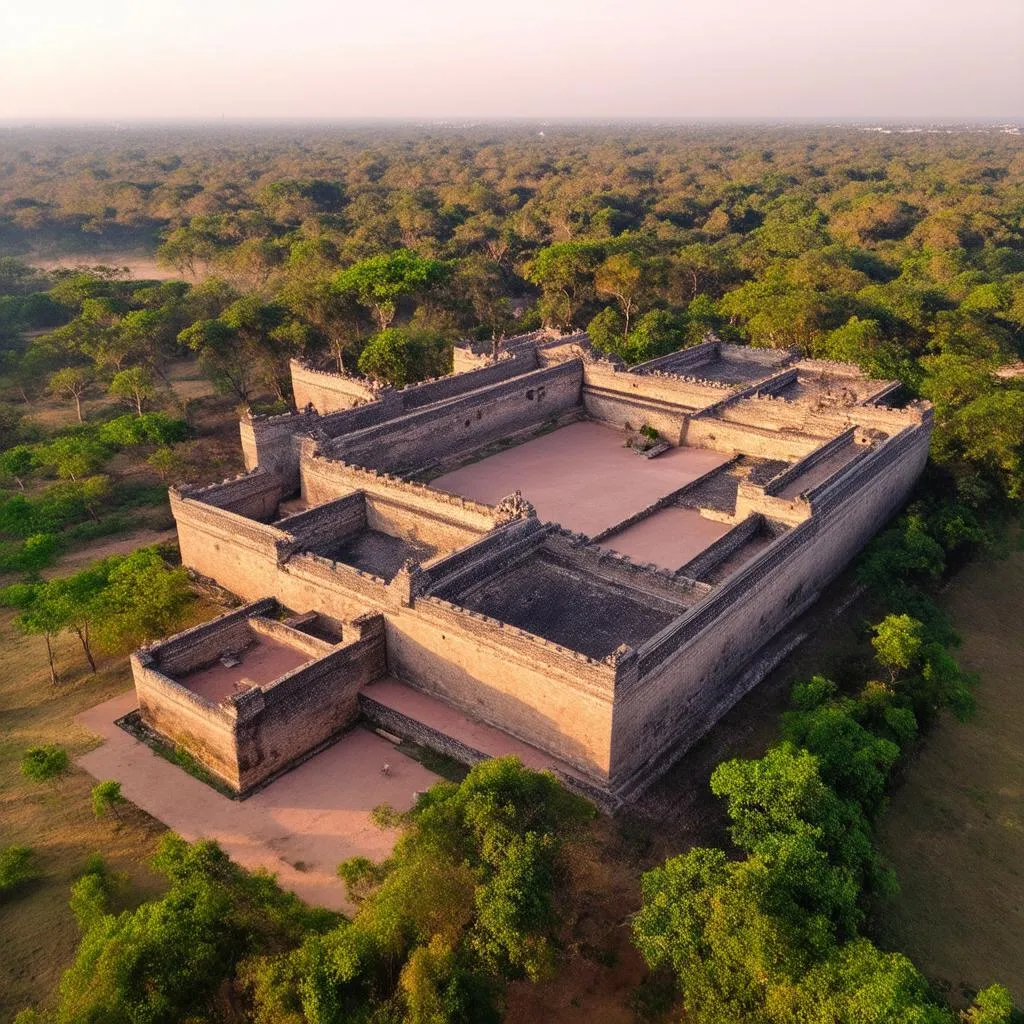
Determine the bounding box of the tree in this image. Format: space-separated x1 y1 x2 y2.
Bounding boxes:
0 445 36 490
357 328 450 388
92 780 125 820
335 250 448 331
47 564 109 672
594 252 649 336
90 548 192 652
48 366 92 423
11 586 67 686
179 318 257 402
872 614 925 682
36 436 108 481
20 745 70 782
524 241 604 329
108 366 157 416
147 445 189 483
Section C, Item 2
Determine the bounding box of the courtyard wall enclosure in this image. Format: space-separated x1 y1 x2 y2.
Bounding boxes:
135 333 932 806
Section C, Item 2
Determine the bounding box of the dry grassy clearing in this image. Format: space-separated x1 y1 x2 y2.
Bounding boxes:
876 543 1024 1006
0 613 168 1022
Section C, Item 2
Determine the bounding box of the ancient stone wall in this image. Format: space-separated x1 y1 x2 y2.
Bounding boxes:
397 346 538 409
328 362 584 474
133 604 389 795
581 362 728 441
133 654 243 787
608 419 932 797
146 599 277 675
763 428 859 496
177 471 282 522
170 493 286 600
274 494 367 554
290 360 378 412
675 514 765 582
298 450 495 550
233 616 387 793
276 551 389 621
685 417 823 460
385 597 617 782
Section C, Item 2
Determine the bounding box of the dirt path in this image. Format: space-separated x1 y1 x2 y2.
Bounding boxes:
75 692 440 913
42 528 178 578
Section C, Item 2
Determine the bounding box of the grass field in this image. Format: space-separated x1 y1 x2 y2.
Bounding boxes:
876 542 1024 1006
0 611 169 1023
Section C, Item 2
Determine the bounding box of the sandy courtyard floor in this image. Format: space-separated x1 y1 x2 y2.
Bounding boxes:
601 506 731 570
76 691 440 911
432 421 731 537
178 636 311 703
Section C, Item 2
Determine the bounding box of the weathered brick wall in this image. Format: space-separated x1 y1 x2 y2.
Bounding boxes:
386 597 616 783
177 471 282 522
328 362 584 474
171 494 286 600
423 517 547 595
763 428 859 496
608 420 932 796
397 346 538 409
298 450 496 537
674 514 765 581
133 655 243 788
685 417 824 460
149 599 277 674
233 618 387 793
276 551 389 620
134 607 389 796
275 493 367 554
290 360 378 412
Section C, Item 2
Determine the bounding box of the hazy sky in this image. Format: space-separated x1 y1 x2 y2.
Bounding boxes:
1 0 1021 121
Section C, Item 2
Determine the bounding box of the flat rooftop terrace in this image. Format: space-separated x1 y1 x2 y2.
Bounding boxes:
432 420 731 538
176 635 311 704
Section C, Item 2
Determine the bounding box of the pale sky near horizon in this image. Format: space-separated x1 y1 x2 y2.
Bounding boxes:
1 0 1021 121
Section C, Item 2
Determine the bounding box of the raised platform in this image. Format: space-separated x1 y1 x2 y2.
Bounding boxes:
76 690 439 912
432 420 731 537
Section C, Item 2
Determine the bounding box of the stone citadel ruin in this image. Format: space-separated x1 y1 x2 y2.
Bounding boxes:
132 332 933 807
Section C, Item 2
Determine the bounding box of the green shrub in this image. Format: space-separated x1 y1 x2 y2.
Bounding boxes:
96 412 188 447
0 845 38 898
20 744 70 782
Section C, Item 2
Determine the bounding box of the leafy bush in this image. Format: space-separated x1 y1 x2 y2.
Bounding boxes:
0 846 39 898
21 745 70 782
96 412 188 447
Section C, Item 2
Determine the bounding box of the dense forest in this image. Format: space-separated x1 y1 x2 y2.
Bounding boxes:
1 123 1023 1023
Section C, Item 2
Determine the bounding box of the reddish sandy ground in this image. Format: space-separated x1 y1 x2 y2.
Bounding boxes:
76 691 440 912
432 421 731 537
178 637 311 703
364 677 594 784
602 506 731 569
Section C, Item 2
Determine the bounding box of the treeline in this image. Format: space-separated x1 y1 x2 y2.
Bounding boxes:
11 758 594 1024
634 473 1021 1021
3 126 1023 495
0 546 192 683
